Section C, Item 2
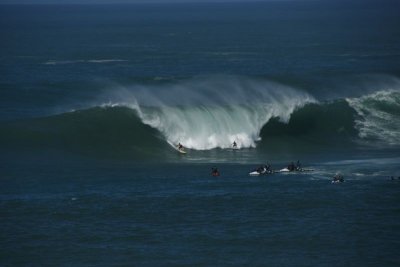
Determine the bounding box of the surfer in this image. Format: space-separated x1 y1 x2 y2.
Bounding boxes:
296 160 301 170
178 143 184 151
265 163 271 172
332 173 344 183
211 167 220 176
288 162 296 172
232 141 237 148
256 165 266 174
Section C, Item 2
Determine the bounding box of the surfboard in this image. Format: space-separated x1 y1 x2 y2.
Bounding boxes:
278 167 314 173
278 168 290 173
177 148 186 154
174 146 186 154
173 145 186 154
167 141 187 154
249 168 273 176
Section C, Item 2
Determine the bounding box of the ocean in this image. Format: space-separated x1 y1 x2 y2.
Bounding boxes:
1 1 400 266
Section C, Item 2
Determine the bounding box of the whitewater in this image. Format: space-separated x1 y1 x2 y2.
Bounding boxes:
109 76 316 150
88 75 400 151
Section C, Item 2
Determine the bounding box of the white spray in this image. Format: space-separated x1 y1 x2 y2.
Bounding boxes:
346 89 400 146
105 76 316 150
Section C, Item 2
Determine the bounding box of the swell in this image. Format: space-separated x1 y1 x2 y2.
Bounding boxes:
0 97 396 158
259 89 400 149
258 100 359 153
0 106 169 159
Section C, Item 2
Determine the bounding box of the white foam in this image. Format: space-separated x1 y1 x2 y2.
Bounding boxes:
104 76 316 150
346 89 400 146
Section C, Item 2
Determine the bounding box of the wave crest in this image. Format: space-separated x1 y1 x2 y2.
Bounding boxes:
108 76 316 150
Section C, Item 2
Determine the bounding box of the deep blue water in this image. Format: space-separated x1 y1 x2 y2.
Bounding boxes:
1 1 400 266
1 159 400 266
1 1 400 120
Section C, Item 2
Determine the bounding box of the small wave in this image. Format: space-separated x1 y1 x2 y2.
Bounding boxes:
44 59 128 65
86 59 128 63
322 157 400 166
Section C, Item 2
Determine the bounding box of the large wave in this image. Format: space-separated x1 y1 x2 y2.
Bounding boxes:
103 76 316 150
1 75 400 160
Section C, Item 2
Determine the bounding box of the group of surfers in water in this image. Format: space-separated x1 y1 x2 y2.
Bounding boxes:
177 142 344 182
287 161 302 172
253 161 301 174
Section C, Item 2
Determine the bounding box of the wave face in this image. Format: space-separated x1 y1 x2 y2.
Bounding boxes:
109 76 316 150
0 106 169 159
259 100 358 144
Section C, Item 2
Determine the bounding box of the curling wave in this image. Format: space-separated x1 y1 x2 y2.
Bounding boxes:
105 76 316 150
1 76 400 159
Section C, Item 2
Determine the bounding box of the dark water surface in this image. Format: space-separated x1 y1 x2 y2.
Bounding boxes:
1 159 399 266
1 1 400 266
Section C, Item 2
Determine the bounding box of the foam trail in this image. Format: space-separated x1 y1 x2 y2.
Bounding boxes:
106 76 316 150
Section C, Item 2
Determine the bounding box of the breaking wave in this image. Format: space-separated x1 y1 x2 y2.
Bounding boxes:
118 76 316 150
1 76 399 159
346 89 400 146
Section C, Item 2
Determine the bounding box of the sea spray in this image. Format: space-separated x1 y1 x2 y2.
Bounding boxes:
346 89 400 146
106 76 316 150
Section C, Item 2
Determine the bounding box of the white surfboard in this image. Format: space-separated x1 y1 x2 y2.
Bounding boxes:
177 148 186 154
278 167 314 173
173 145 186 154
278 168 290 172
167 141 187 154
